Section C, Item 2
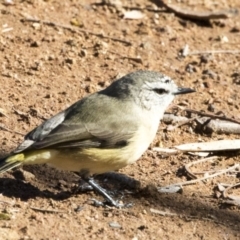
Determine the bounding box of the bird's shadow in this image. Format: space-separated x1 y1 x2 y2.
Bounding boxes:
1 165 240 233
0 177 66 200
0 164 77 201
0 164 140 201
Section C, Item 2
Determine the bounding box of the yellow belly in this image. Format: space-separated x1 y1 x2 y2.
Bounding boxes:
21 146 139 174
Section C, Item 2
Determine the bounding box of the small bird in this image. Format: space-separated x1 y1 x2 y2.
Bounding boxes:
0 70 194 207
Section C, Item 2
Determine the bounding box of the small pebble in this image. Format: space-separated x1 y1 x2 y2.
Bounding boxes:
109 222 122 229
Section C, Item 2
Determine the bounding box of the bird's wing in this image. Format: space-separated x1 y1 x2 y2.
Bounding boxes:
13 94 138 153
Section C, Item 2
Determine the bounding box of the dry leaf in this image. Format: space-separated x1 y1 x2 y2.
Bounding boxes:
175 139 240 152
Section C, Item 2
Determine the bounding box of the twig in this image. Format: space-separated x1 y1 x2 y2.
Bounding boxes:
0 124 24 136
188 50 240 55
170 164 239 187
12 107 28 118
184 156 218 180
23 18 132 46
222 199 240 207
2 27 13 33
157 0 238 20
0 200 14 205
196 117 240 135
150 208 177 216
167 117 197 131
194 170 240 175
185 109 240 125
222 183 240 207
223 183 240 198
107 50 143 64
30 206 67 213
152 147 179 155
162 113 188 124
164 111 240 134
163 112 196 130
0 108 8 118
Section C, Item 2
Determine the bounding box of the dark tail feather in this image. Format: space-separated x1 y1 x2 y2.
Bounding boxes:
0 156 22 174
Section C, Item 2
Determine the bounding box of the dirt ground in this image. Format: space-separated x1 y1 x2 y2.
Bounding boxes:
0 0 240 239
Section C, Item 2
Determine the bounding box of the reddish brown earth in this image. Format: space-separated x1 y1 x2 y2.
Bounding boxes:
0 0 240 239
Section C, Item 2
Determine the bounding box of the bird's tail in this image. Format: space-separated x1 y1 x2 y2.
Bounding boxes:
0 154 24 174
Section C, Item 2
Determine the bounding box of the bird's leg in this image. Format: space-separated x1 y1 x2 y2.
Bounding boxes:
72 172 94 193
78 169 133 208
84 176 120 207
77 179 94 192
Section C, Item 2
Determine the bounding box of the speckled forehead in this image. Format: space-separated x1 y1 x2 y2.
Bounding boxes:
144 75 174 88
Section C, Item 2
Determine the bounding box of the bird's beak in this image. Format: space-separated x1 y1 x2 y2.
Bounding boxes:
173 87 195 95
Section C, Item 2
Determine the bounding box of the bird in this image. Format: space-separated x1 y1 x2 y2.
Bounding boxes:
0 70 195 207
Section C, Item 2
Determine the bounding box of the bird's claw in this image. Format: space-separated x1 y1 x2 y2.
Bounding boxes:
90 198 133 208
73 183 94 194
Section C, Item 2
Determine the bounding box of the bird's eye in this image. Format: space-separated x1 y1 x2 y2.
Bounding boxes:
153 88 169 94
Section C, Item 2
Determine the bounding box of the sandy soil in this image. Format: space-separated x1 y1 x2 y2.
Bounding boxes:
0 0 240 239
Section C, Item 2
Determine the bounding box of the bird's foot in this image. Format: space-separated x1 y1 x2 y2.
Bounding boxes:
80 176 133 208
72 178 95 194
90 198 133 208
76 182 94 192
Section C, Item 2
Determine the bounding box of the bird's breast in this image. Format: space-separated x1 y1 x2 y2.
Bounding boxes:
125 116 159 164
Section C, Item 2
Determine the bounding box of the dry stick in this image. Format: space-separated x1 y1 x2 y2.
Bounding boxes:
12 107 28 118
184 156 218 180
185 109 240 125
0 108 8 118
218 183 232 188
188 50 240 55
170 163 239 187
23 18 132 46
162 113 188 124
0 124 24 136
167 117 197 131
108 50 143 64
222 199 240 207
30 206 67 214
152 147 178 155
196 117 240 135
0 200 14 205
13 106 47 121
150 208 177 216
222 182 240 198
159 0 237 20
1 28 13 33
194 170 240 175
